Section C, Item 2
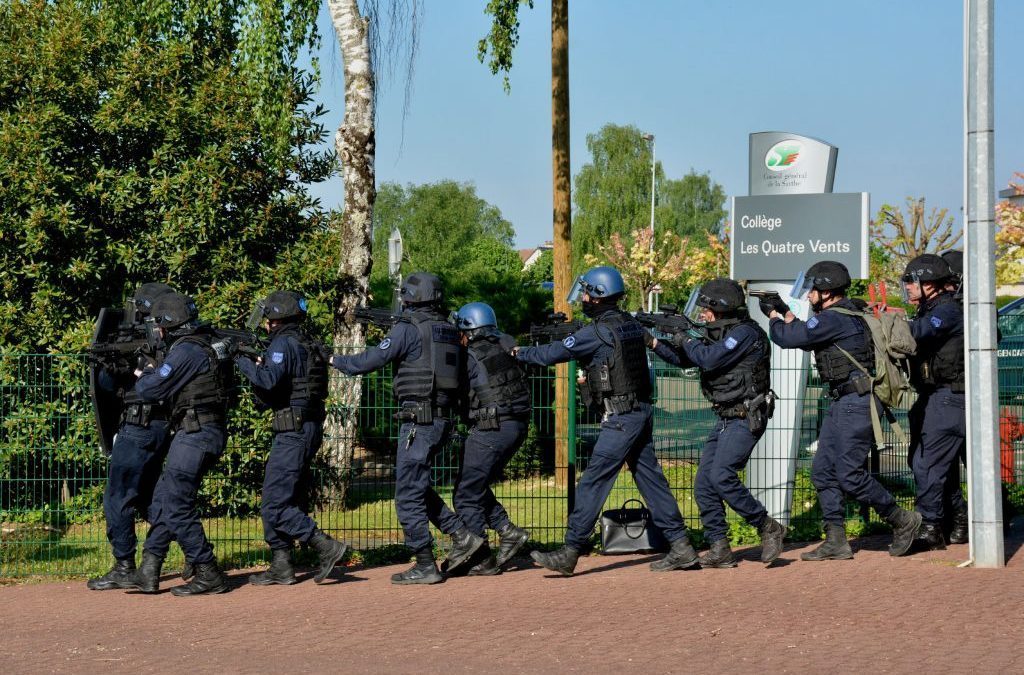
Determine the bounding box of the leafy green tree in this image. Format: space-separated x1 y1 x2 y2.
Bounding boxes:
0 0 331 353
657 171 728 239
0 0 332 519
572 123 726 275
369 180 547 333
522 249 554 286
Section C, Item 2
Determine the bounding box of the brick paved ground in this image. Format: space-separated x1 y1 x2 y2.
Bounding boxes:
3 530 1024 674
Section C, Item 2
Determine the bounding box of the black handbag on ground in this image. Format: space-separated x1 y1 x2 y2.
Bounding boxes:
599 498 668 554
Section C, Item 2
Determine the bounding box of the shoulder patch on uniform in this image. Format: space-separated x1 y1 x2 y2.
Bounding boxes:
807 316 820 330
929 315 943 328
724 336 738 350
562 335 576 349
271 352 284 364
379 338 392 350
158 363 172 378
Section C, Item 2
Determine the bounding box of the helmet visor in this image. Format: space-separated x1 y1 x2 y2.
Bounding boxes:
566 276 586 303
682 288 704 324
790 270 815 300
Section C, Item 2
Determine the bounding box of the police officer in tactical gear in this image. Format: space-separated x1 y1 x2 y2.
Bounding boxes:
517 266 699 576
235 291 348 585
125 292 236 595
940 249 964 298
651 278 786 567
447 302 532 575
765 260 922 560
902 254 968 549
87 283 175 590
330 272 482 585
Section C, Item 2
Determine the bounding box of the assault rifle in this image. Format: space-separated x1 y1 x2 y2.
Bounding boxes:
354 306 402 329
634 304 706 343
529 312 583 345
213 300 267 359
87 302 160 371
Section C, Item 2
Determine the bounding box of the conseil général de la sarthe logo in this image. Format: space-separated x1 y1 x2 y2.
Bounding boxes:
765 141 803 171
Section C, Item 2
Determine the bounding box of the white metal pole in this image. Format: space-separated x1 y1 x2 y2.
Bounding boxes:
647 136 656 312
964 0 1003 567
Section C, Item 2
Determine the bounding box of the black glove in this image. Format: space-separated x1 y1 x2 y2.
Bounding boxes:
212 336 238 360
759 297 788 318
670 331 690 348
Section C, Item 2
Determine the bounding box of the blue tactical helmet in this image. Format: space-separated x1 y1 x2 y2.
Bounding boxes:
454 302 498 332
566 266 626 303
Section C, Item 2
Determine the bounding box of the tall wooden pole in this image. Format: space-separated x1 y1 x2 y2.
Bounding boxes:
552 0 572 489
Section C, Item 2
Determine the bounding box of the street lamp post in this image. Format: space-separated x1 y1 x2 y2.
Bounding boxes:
641 133 656 311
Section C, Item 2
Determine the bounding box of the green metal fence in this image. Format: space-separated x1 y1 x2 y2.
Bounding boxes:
2 349 1022 578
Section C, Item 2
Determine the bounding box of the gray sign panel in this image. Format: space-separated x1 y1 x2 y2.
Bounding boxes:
749 132 838 196
730 193 869 280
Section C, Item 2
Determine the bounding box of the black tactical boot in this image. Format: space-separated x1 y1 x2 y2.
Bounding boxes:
466 544 501 577
495 523 530 567
170 560 229 596
914 521 947 551
887 508 923 557
759 516 787 564
126 551 164 593
531 545 579 576
87 558 136 591
309 530 348 584
650 536 699 572
699 539 738 569
181 560 194 582
442 527 485 574
391 549 444 585
800 524 854 561
249 548 297 586
948 508 969 545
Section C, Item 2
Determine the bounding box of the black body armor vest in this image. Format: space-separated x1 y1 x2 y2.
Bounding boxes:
910 293 965 390
170 332 233 423
392 310 463 403
467 334 531 419
699 318 771 410
269 325 328 412
583 310 652 406
812 299 875 387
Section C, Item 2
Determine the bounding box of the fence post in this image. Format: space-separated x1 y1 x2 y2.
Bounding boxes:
567 360 577 518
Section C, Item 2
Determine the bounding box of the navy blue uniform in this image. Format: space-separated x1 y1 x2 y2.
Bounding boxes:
135 340 226 566
770 307 900 526
454 333 530 538
653 324 770 543
236 328 325 551
518 319 688 551
331 317 465 552
98 368 171 561
907 296 967 525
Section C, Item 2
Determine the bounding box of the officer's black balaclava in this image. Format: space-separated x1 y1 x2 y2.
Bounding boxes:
582 298 616 319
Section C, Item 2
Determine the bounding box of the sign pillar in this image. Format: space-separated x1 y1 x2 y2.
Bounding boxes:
735 132 867 524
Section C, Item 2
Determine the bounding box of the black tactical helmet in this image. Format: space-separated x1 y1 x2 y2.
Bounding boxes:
150 292 199 330
263 290 307 321
806 260 852 292
940 250 963 278
400 272 444 305
696 278 745 315
133 282 174 317
902 253 953 283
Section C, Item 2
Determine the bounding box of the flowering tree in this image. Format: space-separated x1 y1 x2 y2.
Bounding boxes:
583 227 690 311
996 173 1024 286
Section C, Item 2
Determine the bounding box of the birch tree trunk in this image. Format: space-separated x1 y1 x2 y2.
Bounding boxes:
324 0 376 503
